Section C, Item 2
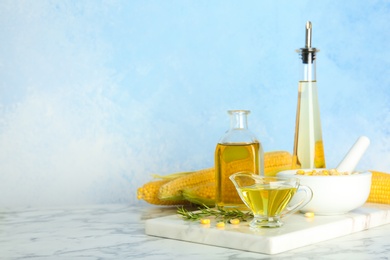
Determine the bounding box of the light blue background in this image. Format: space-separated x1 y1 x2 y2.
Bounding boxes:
1 1 389 207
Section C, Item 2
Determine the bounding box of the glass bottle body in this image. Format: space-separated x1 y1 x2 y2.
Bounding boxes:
293 54 326 169
215 110 264 209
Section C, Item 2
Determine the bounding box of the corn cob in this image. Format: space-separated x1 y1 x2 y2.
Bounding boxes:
159 151 293 202
137 179 191 205
137 171 194 205
182 182 216 207
159 167 215 201
264 150 293 176
367 171 390 204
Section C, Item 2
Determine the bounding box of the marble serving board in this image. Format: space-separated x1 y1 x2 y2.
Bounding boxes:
145 203 390 255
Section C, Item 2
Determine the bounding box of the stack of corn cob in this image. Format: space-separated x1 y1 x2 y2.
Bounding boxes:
137 151 292 206
137 150 390 206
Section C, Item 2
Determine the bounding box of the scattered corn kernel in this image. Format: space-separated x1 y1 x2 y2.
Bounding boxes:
304 212 315 218
216 222 225 228
230 218 240 225
296 169 352 176
200 218 211 225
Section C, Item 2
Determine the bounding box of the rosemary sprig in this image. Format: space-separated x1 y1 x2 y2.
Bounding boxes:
177 205 253 223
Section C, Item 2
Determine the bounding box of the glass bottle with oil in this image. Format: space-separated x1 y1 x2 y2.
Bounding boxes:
293 21 326 169
215 110 264 210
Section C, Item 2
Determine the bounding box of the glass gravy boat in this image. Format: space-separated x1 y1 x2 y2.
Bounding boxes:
230 172 313 229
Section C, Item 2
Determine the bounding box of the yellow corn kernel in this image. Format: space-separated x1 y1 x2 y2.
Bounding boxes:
367 171 390 204
216 222 225 228
137 179 190 205
229 218 240 225
304 212 315 218
200 218 211 225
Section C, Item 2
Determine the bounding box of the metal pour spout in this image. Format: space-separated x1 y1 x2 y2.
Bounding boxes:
297 21 319 64
305 21 312 49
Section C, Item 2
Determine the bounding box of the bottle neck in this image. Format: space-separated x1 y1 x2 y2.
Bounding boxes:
299 51 317 82
220 110 258 144
229 110 249 130
302 59 316 81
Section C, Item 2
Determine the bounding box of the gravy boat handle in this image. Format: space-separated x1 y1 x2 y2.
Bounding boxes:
282 185 313 218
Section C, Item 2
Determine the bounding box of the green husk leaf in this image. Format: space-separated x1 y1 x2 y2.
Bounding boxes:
151 171 195 180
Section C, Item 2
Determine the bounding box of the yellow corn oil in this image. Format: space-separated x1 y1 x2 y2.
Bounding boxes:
214 110 264 210
235 183 297 217
293 21 326 169
215 142 260 209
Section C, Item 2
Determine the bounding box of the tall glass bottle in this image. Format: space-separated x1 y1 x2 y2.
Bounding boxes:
215 110 264 209
293 21 326 169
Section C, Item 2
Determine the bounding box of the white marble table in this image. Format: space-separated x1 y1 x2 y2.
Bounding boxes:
2 203 390 259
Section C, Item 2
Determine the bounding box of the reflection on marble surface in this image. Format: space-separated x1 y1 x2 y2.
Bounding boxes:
2 204 390 259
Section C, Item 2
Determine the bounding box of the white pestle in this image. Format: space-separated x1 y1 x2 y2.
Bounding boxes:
336 136 370 174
